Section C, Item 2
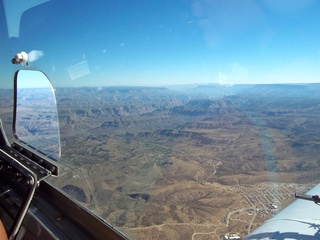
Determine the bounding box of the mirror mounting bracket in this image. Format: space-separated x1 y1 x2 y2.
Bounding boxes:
10 141 58 178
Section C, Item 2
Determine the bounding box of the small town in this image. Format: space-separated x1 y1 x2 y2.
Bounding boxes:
221 182 312 239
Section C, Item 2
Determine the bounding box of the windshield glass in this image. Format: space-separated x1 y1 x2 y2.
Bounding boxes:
1 0 320 239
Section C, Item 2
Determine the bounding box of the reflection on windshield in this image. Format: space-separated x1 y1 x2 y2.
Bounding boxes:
3 0 49 38
15 71 60 161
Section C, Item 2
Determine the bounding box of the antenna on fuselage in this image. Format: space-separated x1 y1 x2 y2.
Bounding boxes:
295 193 320 205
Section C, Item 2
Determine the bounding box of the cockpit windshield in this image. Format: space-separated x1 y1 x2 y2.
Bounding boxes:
1 0 320 239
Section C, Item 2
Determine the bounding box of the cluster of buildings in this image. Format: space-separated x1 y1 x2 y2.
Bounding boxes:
223 233 241 239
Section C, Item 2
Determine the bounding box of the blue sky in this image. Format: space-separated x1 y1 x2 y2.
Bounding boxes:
9 0 320 87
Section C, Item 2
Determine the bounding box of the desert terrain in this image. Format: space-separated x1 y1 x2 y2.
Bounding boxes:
2 84 320 239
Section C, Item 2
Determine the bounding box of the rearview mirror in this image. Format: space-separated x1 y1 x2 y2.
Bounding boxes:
13 70 61 161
